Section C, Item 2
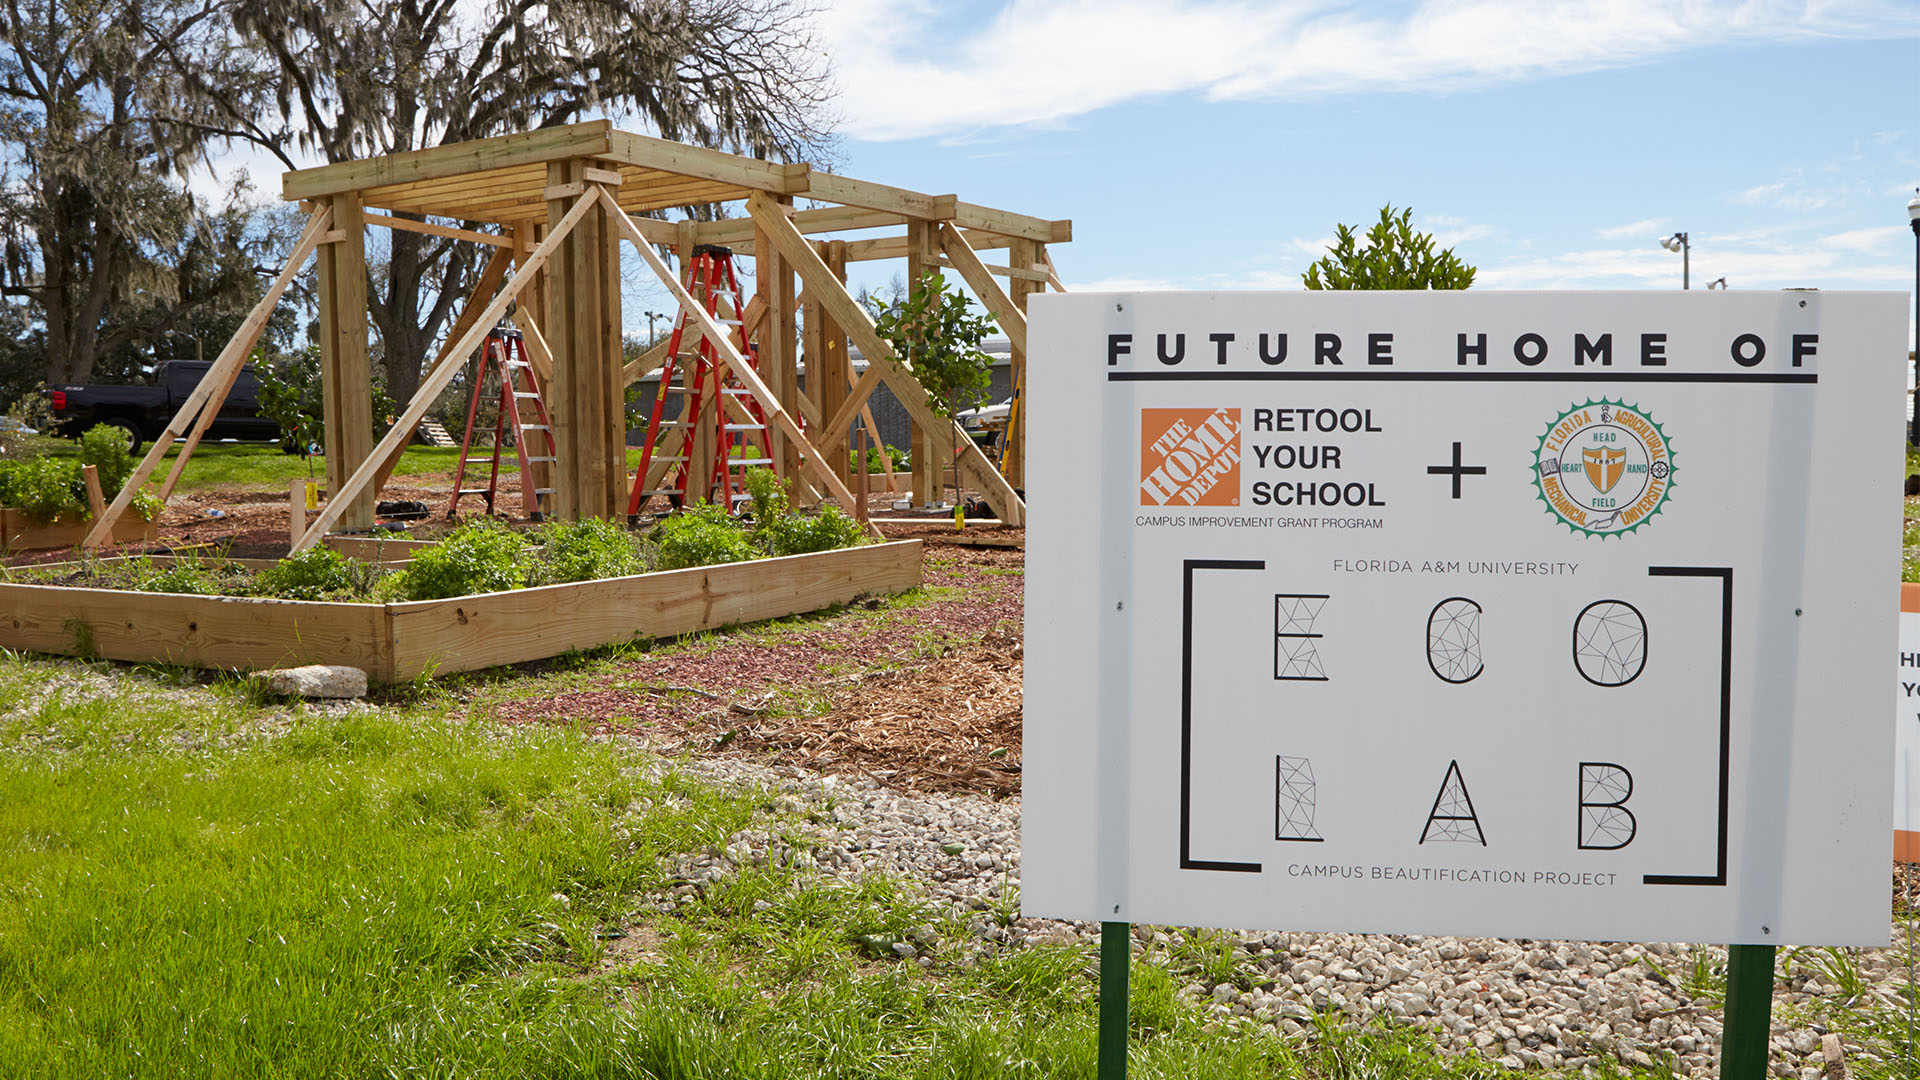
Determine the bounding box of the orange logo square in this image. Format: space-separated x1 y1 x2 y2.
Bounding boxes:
1140 407 1241 506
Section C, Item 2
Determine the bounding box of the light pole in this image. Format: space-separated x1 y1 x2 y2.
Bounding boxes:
645 310 666 347
1907 193 1919 445
1660 232 1690 290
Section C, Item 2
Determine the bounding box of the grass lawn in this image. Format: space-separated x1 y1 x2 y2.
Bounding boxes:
36 441 654 494
0 656 1517 1079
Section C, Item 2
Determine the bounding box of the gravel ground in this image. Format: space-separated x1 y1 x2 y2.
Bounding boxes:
639 747 1918 1078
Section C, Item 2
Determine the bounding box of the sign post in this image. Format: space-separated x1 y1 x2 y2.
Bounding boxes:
1023 291 1907 1075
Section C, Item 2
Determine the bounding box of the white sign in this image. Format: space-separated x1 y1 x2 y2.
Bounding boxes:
1024 291 1905 946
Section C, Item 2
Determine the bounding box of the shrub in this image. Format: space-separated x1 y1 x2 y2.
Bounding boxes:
765 506 865 557
849 446 905 474
0 424 155 524
77 423 137 493
385 519 533 600
742 465 866 557
533 517 648 584
0 457 84 522
254 546 363 601
655 503 756 570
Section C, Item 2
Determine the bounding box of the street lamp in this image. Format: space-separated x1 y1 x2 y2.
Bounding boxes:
1705 277 1727 290
1660 232 1690 290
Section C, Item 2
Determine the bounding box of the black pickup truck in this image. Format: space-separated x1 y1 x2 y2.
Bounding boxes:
48 361 280 454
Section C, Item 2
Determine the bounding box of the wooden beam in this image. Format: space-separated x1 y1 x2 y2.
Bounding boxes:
292 189 599 550
283 120 613 200
606 206 678 246
938 222 1027 356
694 205 907 248
581 166 623 186
623 336 671 386
597 188 874 530
743 191 1025 526
802 173 956 221
842 228 1016 263
86 207 334 547
606 129 809 193
363 211 513 248
953 202 1071 244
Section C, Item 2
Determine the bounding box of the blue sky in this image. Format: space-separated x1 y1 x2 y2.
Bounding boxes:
818 0 1917 299
202 0 1920 344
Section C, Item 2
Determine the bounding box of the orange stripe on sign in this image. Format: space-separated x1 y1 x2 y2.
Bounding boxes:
1897 830 1920 864
1903 582 1920 613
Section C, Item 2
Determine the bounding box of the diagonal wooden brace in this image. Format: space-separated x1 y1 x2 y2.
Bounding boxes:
595 188 874 533
86 206 336 548
292 190 601 550
937 221 1026 356
742 192 1025 526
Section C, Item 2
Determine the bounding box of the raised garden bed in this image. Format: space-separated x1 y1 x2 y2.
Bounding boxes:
0 540 922 681
1 507 157 552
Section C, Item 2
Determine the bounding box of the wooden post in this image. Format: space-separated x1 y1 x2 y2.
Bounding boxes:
544 161 625 520
853 427 869 522
289 477 306 546
1003 238 1040 489
316 192 375 532
816 240 852 495
82 465 105 522
754 197 800 492
906 219 939 507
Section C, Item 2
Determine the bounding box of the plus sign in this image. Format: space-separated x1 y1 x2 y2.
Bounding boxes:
1427 442 1487 499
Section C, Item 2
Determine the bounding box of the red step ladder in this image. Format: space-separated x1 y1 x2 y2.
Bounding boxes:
627 244 775 521
447 326 558 520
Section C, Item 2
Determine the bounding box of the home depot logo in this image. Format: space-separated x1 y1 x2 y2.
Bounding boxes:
1140 408 1241 506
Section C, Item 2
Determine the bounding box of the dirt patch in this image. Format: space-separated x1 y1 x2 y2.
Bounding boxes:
483 543 1025 798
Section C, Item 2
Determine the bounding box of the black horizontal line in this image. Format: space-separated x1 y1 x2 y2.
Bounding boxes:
1107 370 1816 384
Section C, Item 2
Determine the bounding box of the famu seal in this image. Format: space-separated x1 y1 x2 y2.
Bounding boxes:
1532 400 1674 538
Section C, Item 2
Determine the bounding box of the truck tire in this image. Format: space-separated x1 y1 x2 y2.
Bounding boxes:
102 417 143 456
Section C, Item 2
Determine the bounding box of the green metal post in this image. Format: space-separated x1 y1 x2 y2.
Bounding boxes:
1099 921 1130 1080
1722 944 1777 1080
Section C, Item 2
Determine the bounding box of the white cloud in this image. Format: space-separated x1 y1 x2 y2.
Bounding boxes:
1476 224 1913 290
821 0 1920 141
1597 218 1667 240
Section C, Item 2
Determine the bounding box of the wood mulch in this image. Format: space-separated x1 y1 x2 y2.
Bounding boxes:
482 532 1026 798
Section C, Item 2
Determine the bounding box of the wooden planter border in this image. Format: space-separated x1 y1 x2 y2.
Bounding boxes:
0 540 921 681
1 508 157 553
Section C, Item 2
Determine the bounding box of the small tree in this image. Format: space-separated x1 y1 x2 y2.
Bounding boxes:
871 270 996 506
872 270 996 422
255 345 395 456
1302 205 1476 291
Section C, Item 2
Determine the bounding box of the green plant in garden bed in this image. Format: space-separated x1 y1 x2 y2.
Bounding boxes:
381 517 536 600
532 515 651 584
0 423 159 524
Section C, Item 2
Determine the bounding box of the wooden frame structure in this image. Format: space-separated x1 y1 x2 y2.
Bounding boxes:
83 120 1069 548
